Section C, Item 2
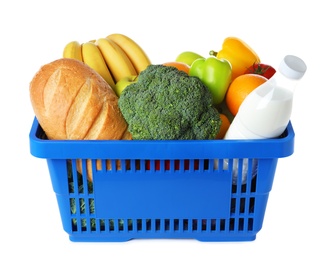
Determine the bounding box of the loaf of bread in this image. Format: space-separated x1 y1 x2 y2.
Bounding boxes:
29 58 130 140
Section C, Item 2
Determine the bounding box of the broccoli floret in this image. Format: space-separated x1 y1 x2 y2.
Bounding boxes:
118 64 221 140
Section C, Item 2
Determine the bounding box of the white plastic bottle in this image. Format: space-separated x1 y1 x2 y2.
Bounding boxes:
223 55 307 184
225 54 307 140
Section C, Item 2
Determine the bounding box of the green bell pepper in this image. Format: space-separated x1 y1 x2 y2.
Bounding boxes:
189 56 232 105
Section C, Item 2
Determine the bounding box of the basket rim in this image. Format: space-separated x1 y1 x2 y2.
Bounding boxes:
29 117 294 160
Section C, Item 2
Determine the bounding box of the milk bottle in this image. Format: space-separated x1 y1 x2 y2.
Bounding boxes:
224 55 307 184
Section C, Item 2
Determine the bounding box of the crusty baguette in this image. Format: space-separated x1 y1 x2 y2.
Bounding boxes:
29 58 130 140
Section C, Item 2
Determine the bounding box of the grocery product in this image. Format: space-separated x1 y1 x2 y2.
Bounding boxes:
225 55 307 140
215 113 231 139
210 36 260 81
29 58 130 141
81 41 116 88
96 37 137 83
118 64 221 140
244 62 276 79
163 61 190 74
106 33 151 74
62 41 83 62
224 54 307 184
190 56 232 105
225 73 268 116
175 51 204 66
63 33 151 87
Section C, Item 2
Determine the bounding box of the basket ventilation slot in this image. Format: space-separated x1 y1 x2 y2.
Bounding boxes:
67 159 257 234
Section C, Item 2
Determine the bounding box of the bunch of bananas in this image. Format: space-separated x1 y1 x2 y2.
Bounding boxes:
62 33 151 92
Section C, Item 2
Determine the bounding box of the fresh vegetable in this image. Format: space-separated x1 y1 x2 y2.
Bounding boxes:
210 37 260 81
244 62 276 79
175 51 204 66
118 64 221 140
189 56 232 105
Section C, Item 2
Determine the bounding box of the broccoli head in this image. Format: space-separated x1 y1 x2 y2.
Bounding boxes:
118 64 221 140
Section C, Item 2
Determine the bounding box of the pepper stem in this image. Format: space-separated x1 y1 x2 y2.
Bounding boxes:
209 50 218 56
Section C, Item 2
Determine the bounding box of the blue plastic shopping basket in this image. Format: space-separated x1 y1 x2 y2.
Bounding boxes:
29 117 294 242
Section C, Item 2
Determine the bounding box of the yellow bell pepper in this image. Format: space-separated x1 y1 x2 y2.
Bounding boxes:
210 37 260 81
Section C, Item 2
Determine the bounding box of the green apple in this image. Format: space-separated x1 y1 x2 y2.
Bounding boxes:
114 75 138 97
175 51 204 67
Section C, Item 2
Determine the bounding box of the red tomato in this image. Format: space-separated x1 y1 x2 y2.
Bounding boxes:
244 63 276 79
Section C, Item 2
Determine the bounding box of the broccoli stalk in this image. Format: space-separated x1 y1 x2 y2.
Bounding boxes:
118 65 221 140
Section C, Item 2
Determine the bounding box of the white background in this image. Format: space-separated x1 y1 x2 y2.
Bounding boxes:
1 0 325 259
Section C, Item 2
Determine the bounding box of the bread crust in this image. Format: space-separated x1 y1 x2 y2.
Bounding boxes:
30 58 129 140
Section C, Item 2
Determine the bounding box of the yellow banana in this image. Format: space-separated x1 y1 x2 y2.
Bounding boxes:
106 33 151 74
81 41 115 88
96 37 137 83
63 41 83 61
